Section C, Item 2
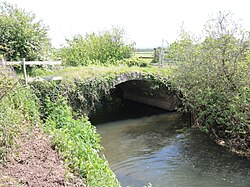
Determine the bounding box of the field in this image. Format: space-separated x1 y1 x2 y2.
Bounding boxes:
135 52 154 63
135 52 154 58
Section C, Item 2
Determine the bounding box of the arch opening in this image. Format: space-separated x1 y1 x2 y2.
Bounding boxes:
110 79 181 111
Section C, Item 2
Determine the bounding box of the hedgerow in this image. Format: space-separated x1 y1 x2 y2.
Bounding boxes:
171 12 250 153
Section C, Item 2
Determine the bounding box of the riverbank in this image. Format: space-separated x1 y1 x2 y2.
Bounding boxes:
0 68 121 186
0 80 84 186
0 125 84 186
211 133 250 158
1 65 172 187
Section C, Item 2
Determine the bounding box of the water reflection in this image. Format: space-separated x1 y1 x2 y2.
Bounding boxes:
91 101 250 187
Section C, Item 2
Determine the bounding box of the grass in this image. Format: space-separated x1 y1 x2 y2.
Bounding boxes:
134 52 154 63
0 85 39 163
51 65 174 83
135 52 154 58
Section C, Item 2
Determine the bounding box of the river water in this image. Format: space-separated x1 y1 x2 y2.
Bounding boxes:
90 100 250 187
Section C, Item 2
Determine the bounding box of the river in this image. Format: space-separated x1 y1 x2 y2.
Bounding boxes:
90 99 250 187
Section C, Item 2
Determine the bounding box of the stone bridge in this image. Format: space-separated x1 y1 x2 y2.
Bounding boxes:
108 72 181 111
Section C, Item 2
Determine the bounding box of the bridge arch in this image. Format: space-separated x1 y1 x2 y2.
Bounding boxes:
108 72 181 111
69 71 181 113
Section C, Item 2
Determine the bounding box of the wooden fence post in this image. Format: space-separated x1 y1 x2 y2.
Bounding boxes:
3 59 62 84
158 47 163 68
1 58 5 66
22 58 28 85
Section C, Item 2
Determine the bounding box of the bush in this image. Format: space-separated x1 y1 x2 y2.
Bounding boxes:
28 67 53 77
119 57 149 67
59 27 135 66
172 12 250 139
0 2 51 61
1 65 39 161
30 81 64 118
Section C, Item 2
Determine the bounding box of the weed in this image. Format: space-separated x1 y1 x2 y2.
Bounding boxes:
44 96 120 187
0 85 39 162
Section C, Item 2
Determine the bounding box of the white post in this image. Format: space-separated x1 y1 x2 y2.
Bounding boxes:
158 39 164 68
23 58 28 85
1 58 5 66
158 48 161 68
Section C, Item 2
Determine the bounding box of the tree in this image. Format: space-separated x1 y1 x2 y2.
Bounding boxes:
59 27 135 66
0 2 51 61
172 12 250 141
165 32 198 64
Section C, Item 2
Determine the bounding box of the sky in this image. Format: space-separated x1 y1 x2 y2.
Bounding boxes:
2 0 250 48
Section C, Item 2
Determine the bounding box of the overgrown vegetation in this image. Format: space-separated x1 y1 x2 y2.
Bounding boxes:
0 66 122 186
58 27 135 66
119 57 150 67
0 2 51 61
1 1 250 186
0 65 39 162
171 12 250 153
30 65 172 115
44 96 120 186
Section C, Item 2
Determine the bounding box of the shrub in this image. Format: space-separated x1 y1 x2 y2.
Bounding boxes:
30 81 64 118
1 65 40 161
119 57 149 67
172 12 250 139
0 2 51 61
59 27 135 66
0 65 16 100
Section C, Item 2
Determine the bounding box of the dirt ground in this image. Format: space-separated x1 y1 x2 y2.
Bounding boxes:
0 126 85 187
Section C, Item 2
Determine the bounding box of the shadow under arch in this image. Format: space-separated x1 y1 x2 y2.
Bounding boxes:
109 72 181 111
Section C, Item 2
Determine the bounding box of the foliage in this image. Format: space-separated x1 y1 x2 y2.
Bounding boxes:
71 74 117 113
28 67 53 77
44 96 120 187
0 65 17 101
172 12 250 139
30 65 173 116
0 2 51 61
165 33 199 64
119 57 150 67
0 83 39 162
48 64 173 84
30 81 63 118
58 27 135 66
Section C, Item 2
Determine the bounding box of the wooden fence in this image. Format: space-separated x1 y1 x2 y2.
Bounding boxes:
1 58 62 85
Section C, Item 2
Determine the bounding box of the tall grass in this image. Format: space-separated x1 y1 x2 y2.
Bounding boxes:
0 85 39 162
